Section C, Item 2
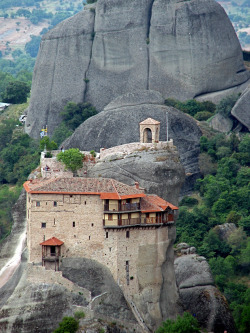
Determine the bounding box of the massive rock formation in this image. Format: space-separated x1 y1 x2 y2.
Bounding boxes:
88 145 185 204
25 0 249 138
174 245 237 333
64 90 202 195
231 85 250 131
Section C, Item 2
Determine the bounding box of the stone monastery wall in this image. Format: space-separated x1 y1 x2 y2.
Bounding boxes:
27 191 170 302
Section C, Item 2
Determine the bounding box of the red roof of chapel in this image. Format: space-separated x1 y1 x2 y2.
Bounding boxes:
40 237 64 246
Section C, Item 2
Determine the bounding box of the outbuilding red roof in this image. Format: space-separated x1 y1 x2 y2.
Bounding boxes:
141 195 178 213
40 237 64 246
23 177 146 200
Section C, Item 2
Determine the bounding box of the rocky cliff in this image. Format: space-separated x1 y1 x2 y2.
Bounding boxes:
25 0 249 138
64 90 202 196
174 244 236 333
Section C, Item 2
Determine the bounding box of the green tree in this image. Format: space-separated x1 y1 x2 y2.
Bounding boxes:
156 312 201 333
57 148 84 175
216 93 240 117
53 316 79 333
25 35 41 58
2 80 30 104
40 136 58 152
61 101 97 131
51 122 73 146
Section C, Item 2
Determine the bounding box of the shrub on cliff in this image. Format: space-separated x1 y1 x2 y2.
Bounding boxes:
156 312 201 333
53 316 79 333
57 148 84 175
61 101 97 131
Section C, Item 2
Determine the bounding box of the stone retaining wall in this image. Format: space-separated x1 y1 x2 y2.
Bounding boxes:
99 140 174 160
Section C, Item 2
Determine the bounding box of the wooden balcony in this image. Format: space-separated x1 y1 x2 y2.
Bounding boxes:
103 215 174 228
42 254 60 261
104 202 140 212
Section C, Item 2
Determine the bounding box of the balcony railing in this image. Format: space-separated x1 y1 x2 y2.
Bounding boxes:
103 216 174 227
104 202 140 212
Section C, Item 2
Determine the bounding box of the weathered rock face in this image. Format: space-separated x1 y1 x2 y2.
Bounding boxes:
25 0 249 138
64 91 202 195
174 251 236 333
231 85 250 131
89 145 185 205
209 113 234 133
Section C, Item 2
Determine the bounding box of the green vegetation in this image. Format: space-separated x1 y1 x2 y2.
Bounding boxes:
176 132 250 333
0 110 40 241
0 185 21 241
57 148 84 175
218 1 250 49
61 101 97 131
2 80 30 104
0 69 32 102
53 316 79 333
165 98 216 120
40 136 58 152
156 312 201 333
74 310 85 320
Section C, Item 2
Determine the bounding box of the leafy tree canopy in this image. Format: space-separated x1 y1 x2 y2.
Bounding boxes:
156 312 201 333
57 148 84 174
61 101 97 131
53 316 79 333
2 80 30 104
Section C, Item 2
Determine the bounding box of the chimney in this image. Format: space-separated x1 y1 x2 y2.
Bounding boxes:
135 182 139 190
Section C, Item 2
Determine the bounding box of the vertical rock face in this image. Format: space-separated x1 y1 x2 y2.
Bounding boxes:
25 0 249 138
174 252 237 333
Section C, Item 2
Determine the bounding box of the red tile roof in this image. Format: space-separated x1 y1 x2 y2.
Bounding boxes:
141 195 178 213
40 237 64 246
24 177 146 200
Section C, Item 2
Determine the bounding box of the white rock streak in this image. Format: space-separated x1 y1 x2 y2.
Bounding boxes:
0 231 26 288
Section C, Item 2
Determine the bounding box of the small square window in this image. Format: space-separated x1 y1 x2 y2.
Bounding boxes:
53 201 57 207
36 201 40 207
41 223 46 228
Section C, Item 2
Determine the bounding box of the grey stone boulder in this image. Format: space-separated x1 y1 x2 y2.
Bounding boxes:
25 0 249 138
209 113 234 133
214 223 237 242
175 254 214 288
63 93 202 195
25 8 95 138
104 90 165 111
231 85 250 130
180 286 236 333
174 254 236 333
149 0 249 100
88 145 185 205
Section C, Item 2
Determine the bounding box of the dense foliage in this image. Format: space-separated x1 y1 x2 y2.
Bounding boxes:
61 101 97 131
57 148 84 174
51 101 97 145
176 133 250 333
0 117 40 241
53 316 79 333
156 312 201 333
2 80 30 104
165 98 216 120
0 119 40 185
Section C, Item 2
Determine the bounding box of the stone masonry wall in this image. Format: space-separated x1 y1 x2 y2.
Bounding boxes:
27 191 171 328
